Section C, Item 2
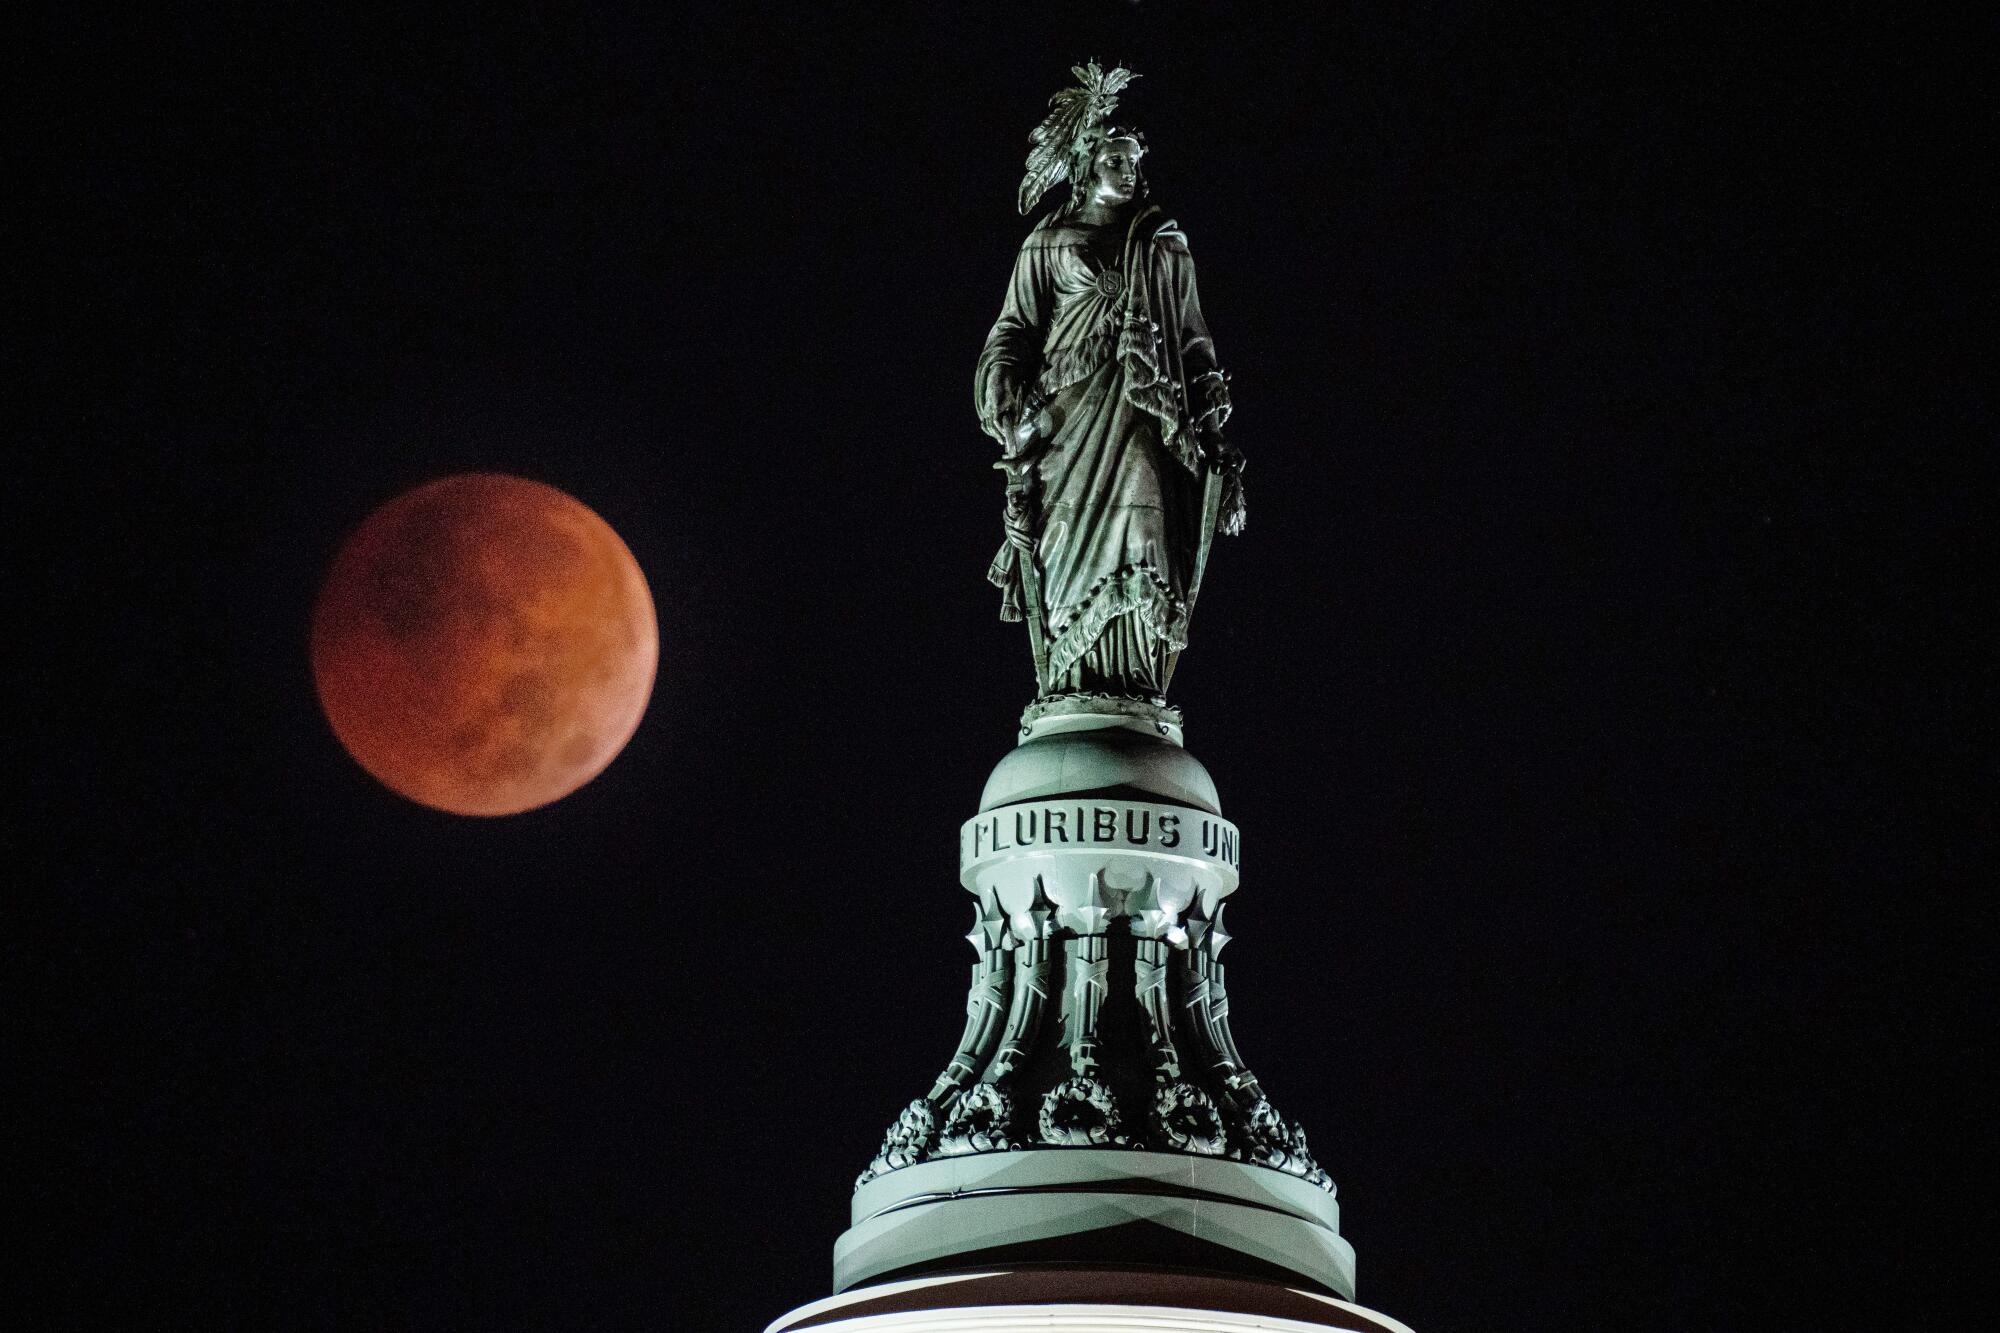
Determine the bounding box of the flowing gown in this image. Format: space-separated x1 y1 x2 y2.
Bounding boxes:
975 205 1223 696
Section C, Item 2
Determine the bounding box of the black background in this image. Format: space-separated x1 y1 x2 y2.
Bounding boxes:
19 4 1984 1329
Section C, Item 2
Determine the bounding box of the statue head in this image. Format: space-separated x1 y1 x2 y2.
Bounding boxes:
1067 127 1148 213
1016 62 1142 216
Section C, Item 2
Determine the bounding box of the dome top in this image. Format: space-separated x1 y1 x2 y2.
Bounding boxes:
771 1268 1411 1333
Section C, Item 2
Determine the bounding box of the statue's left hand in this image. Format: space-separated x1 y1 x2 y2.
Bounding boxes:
1219 467 1248 537
1203 376 1234 431
1002 489 1036 552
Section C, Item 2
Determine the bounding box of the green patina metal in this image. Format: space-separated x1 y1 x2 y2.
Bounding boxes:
829 64 1355 1303
977 61 1245 708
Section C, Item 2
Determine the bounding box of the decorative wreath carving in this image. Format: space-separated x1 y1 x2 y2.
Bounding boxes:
1285 1118 1335 1192
1234 1097 1297 1170
857 1098 938 1188
1231 1097 1333 1191
936 1083 1016 1156
1151 1082 1227 1155
1039 1075 1123 1145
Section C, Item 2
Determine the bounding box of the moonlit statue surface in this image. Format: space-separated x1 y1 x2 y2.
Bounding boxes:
767 62 1415 1333
977 62 1245 710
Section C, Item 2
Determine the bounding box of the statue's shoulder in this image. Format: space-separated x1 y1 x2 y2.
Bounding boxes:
1020 214 1087 251
1143 208 1191 255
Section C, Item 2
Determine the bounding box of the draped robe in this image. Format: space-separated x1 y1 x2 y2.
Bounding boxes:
975 205 1223 695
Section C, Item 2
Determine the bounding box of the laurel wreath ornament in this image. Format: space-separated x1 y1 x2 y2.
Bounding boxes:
1152 1082 1228 1155
857 1098 938 1187
936 1083 1015 1156
1039 1075 1123 1144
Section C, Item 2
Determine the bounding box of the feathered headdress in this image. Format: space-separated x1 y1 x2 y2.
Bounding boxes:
1016 60 1139 215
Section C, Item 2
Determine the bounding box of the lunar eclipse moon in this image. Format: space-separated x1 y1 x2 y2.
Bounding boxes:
311 473 658 816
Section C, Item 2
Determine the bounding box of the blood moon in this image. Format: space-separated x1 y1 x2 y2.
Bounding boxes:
311 473 658 816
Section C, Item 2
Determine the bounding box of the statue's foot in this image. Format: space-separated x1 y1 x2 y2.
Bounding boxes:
1020 691 1184 742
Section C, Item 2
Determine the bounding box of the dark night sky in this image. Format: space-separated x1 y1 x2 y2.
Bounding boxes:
19 4 1984 1329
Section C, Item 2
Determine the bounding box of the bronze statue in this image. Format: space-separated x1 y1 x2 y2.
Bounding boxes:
838 69 1354 1295
978 62 1245 705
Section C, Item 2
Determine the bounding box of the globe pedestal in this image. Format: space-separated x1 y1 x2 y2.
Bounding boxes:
823 710 1384 1323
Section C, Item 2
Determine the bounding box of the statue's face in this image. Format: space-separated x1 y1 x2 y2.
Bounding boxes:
1088 137 1144 207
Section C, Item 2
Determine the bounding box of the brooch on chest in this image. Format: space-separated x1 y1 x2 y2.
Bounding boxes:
1094 268 1125 300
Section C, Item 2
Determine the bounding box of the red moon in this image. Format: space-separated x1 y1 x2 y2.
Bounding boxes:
311 473 658 816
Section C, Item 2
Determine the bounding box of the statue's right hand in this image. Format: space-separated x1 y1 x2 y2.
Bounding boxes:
984 382 1016 434
989 381 1028 445
1008 412 1045 459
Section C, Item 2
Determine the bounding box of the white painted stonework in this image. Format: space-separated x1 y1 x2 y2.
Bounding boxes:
768 1272 1417 1333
